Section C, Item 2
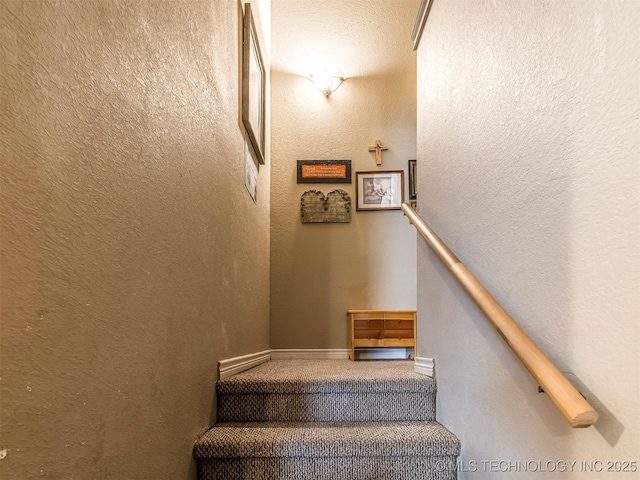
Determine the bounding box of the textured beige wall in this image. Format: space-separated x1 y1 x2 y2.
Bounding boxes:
0 1 270 478
416 0 639 477
270 0 419 349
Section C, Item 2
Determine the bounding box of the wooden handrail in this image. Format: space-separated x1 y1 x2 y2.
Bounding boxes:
402 203 598 428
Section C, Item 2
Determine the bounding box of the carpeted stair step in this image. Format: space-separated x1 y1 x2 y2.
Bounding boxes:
194 420 460 480
217 360 436 422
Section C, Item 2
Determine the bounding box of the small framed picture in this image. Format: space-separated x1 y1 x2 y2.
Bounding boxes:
356 171 405 211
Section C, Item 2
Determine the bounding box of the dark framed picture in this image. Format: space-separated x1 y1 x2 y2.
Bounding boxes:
297 160 351 184
356 171 405 211
242 4 266 164
408 159 417 200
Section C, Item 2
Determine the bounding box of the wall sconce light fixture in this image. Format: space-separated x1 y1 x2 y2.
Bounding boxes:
309 66 346 97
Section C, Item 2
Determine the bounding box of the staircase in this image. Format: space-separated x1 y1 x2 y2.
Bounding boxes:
193 359 460 479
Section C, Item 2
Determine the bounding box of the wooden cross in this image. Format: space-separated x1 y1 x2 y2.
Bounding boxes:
368 139 388 165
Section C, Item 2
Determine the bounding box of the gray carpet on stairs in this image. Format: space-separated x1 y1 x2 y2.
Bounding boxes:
194 360 460 480
217 360 436 393
217 360 436 422
194 421 460 458
197 455 458 480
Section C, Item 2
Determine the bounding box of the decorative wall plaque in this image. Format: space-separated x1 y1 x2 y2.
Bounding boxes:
297 160 351 184
300 189 351 223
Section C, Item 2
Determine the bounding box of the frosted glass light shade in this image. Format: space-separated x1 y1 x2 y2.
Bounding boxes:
309 66 346 96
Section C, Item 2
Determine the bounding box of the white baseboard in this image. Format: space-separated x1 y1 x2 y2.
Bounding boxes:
414 356 435 377
219 348 415 379
218 350 271 379
270 349 350 360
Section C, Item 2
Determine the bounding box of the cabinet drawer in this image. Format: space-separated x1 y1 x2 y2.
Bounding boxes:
353 338 385 347
383 329 414 339
353 319 384 339
354 319 384 330
354 330 383 339
383 319 414 330
380 338 415 347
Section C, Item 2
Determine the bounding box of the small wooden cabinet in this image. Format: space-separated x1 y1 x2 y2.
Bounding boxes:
348 310 416 361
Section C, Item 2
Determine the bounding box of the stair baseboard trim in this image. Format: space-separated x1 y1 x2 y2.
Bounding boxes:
414 356 435 377
270 349 350 360
219 350 271 380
